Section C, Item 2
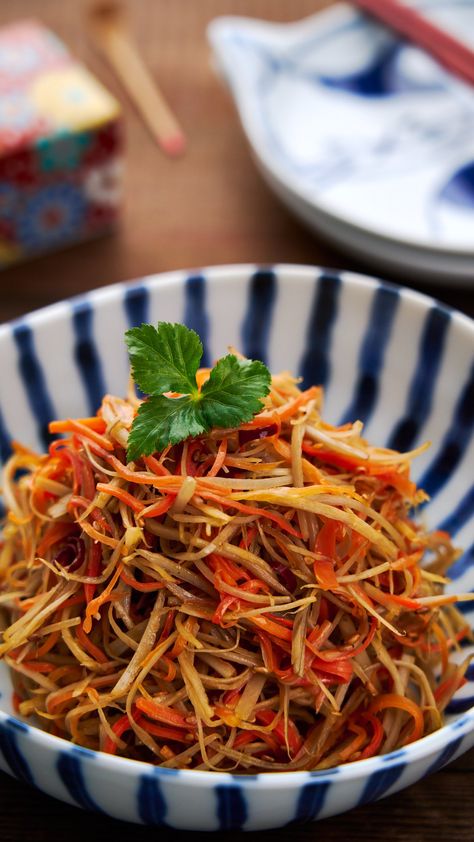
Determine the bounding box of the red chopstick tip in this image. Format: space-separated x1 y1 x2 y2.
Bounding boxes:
160 132 186 157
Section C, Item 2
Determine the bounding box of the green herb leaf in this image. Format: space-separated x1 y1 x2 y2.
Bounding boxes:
125 322 202 397
200 355 271 429
125 323 271 462
126 395 206 462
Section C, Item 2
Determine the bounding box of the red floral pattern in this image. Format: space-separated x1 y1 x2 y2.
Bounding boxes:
0 148 38 185
83 120 124 166
0 20 122 263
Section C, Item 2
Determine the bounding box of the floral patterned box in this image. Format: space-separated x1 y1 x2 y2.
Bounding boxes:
0 19 123 266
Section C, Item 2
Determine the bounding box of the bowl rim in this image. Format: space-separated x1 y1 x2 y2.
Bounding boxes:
1 262 473 335
0 699 473 785
0 261 473 786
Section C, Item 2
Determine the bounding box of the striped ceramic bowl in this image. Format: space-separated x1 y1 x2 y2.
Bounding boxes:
0 264 472 830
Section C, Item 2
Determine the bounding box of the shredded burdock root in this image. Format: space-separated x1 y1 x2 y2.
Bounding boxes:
0 370 472 771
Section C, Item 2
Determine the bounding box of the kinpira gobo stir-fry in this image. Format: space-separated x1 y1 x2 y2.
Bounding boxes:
0 323 472 772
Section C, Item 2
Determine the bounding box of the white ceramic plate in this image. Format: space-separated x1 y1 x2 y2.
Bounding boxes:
208 2 474 283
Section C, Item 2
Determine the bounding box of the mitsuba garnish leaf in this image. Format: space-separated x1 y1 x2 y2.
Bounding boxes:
125 322 271 462
125 321 203 396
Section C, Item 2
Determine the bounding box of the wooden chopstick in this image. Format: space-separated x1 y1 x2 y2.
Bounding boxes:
352 0 474 88
89 1 186 157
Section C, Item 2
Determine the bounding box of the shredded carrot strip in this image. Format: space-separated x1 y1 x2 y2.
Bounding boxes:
96 482 145 513
34 630 61 659
140 720 191 743
207 438 228 477
83 563 124 633
354 713 384 760
49 419 114 451
49 417 107 434
76 623 108 664
249 615 293 641
199 492 302 538
80 520 120 549
120 570 164 592
143 455 171 476
103 710 142 754
140 494 175 519
195 368 211 389
135 697 191 728
275 386 321 421
369 693 425 744
20 660 56 673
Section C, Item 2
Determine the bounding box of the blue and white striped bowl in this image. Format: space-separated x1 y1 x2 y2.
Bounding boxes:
0 264 473 830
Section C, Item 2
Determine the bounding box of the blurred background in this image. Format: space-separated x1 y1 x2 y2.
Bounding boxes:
0 0 472 326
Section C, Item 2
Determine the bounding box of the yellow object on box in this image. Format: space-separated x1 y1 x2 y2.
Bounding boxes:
30 65 119 132
0 19 123 265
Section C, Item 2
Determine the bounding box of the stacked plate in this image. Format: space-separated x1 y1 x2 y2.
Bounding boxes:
208 1 474 284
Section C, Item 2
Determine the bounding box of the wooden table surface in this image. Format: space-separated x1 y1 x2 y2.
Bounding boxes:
0 1 473 839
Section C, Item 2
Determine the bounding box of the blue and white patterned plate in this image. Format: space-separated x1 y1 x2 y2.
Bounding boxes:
0 265 473 829
208 2 474 283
